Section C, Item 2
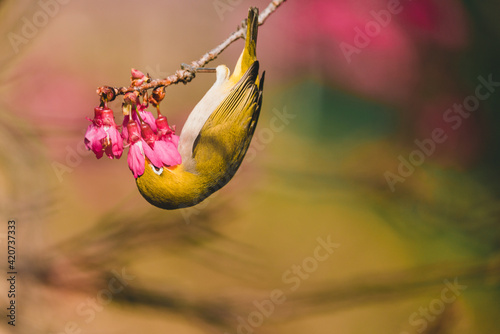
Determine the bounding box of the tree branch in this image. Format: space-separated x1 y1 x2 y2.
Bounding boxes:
97 0 287 103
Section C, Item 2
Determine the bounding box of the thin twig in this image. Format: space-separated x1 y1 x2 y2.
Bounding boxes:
97 0 287 101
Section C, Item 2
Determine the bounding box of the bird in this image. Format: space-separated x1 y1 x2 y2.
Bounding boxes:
135 7 264 210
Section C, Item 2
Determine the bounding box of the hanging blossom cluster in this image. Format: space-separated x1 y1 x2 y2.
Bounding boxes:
84 69 182 178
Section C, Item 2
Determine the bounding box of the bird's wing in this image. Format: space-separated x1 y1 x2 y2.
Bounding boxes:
192 61 264 179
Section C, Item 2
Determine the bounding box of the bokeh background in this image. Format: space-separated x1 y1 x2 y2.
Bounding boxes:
1 0 500 333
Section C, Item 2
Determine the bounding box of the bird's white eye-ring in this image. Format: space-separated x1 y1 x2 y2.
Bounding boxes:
150 164 164 175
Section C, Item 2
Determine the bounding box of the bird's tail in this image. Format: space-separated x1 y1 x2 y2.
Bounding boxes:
231 7 259 82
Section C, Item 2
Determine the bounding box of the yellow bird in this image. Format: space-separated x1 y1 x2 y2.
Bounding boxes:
136 8 264 210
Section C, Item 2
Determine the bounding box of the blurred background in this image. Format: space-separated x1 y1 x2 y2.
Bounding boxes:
1 0 500 333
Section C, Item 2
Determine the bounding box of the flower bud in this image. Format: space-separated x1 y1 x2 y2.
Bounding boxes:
131 68 145 80
131 69 148 86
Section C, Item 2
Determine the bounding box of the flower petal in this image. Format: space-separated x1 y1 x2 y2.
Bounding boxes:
84 125 106 158
127 143 145 178
93 139 104 159
140 110 157 132
170 134 180 148
131 68 145 79
121 115 130 142
142 139 162 168
84 124 105 150
154 140 182 166
84 124 96 151
105 127 124 159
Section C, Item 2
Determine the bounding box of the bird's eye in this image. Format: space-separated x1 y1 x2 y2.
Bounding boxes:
150 164 164 175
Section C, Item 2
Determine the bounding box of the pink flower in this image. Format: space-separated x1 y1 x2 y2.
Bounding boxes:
85 107 123 159
136 104 157 132
86 96 182 177
126 94 157 133
154 140 182 166
124 90 157 132
103 125 123 159
138 115 182 169
84 122 106 159
121 115 130 142
126 121 161 178
155 115 181 165
140 121 180 166
100 108 123 159
139 121 157 148
156 114 179 147
128 144 146 179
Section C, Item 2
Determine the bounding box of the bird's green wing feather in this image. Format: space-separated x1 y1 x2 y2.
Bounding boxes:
193 61 264 181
